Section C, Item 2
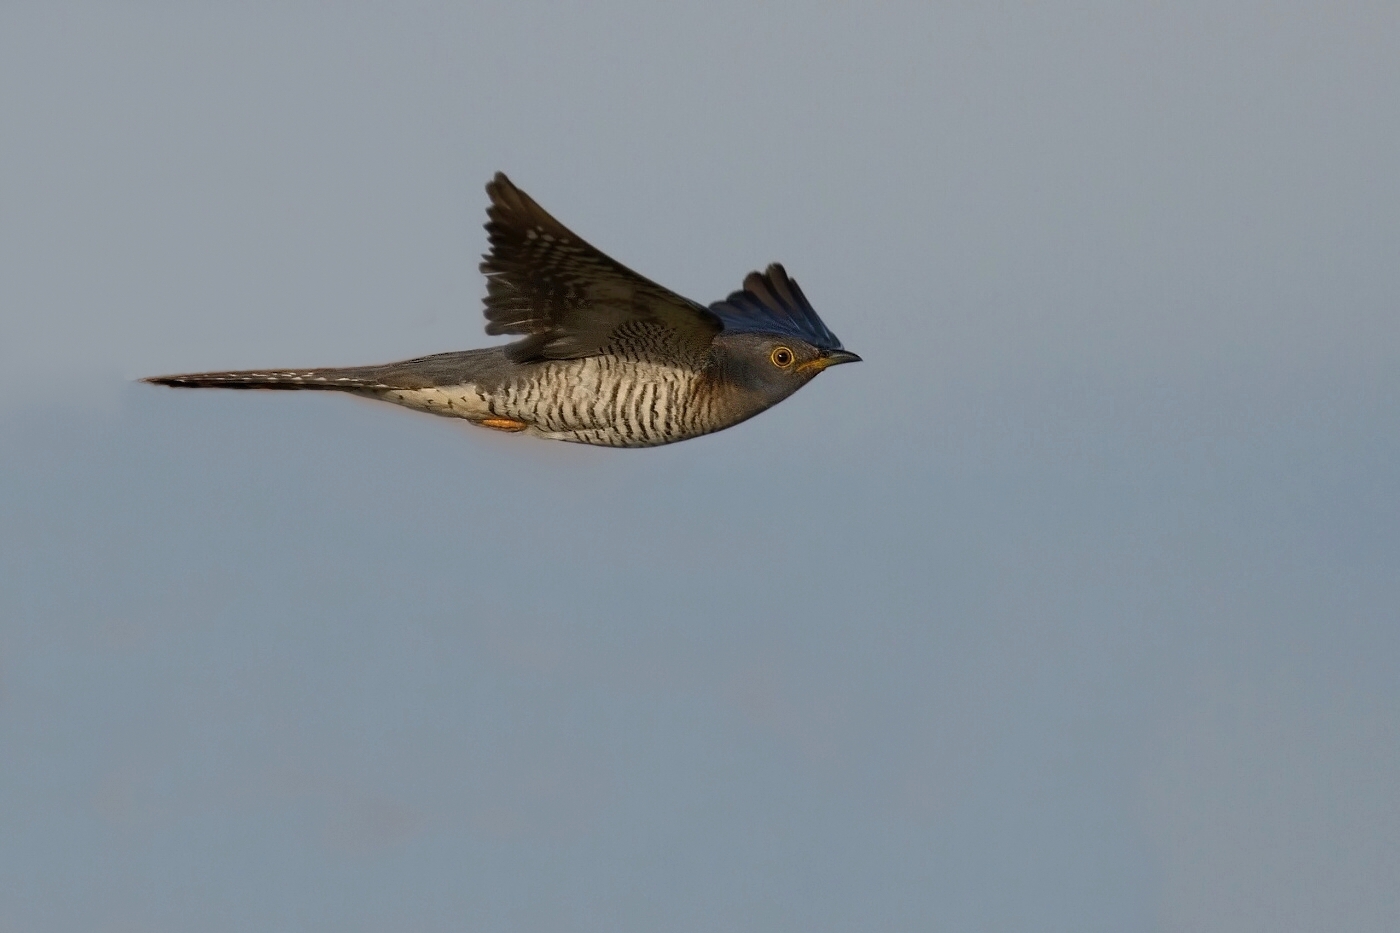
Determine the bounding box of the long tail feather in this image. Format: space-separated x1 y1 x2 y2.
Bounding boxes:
143 350 512 392
143 367 389 390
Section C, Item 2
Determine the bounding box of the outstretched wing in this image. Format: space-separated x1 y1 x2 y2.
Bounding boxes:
481 173 722 364
708 263 845 351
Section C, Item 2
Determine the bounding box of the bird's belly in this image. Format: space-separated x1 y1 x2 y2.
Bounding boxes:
375 360 714 447
497 358 708 448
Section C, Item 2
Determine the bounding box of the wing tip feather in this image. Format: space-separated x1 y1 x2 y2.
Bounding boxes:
708 263 843 350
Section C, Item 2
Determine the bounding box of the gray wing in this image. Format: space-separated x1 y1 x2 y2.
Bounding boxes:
481 173 723 364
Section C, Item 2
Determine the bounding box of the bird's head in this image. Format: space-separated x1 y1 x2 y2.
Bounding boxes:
707 263 859 410
711 332 861 405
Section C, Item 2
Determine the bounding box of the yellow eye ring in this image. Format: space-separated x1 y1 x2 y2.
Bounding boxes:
770 346 795 368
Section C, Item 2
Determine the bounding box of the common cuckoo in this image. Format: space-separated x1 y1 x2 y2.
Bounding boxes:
146 173 860 448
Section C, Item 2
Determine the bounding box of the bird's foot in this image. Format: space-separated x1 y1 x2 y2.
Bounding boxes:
473 417 529 432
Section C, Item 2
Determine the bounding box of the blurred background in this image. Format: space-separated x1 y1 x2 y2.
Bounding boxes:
2 3 1397 930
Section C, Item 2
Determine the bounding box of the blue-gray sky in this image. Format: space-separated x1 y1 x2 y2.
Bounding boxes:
2 3 1397 931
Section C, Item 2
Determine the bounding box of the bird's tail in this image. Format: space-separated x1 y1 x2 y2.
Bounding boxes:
143 366 392 391
144 349 511 392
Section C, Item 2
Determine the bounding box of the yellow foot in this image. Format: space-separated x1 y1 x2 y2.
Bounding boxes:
475 417 529 432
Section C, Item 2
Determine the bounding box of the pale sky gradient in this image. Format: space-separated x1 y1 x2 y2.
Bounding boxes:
2 3 1398 931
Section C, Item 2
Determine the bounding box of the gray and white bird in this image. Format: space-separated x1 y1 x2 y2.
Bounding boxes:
146 173 860 448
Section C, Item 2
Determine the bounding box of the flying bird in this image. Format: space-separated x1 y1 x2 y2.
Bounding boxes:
146 173 860 448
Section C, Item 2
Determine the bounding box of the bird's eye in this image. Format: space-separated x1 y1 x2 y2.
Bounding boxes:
770 346 795 368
